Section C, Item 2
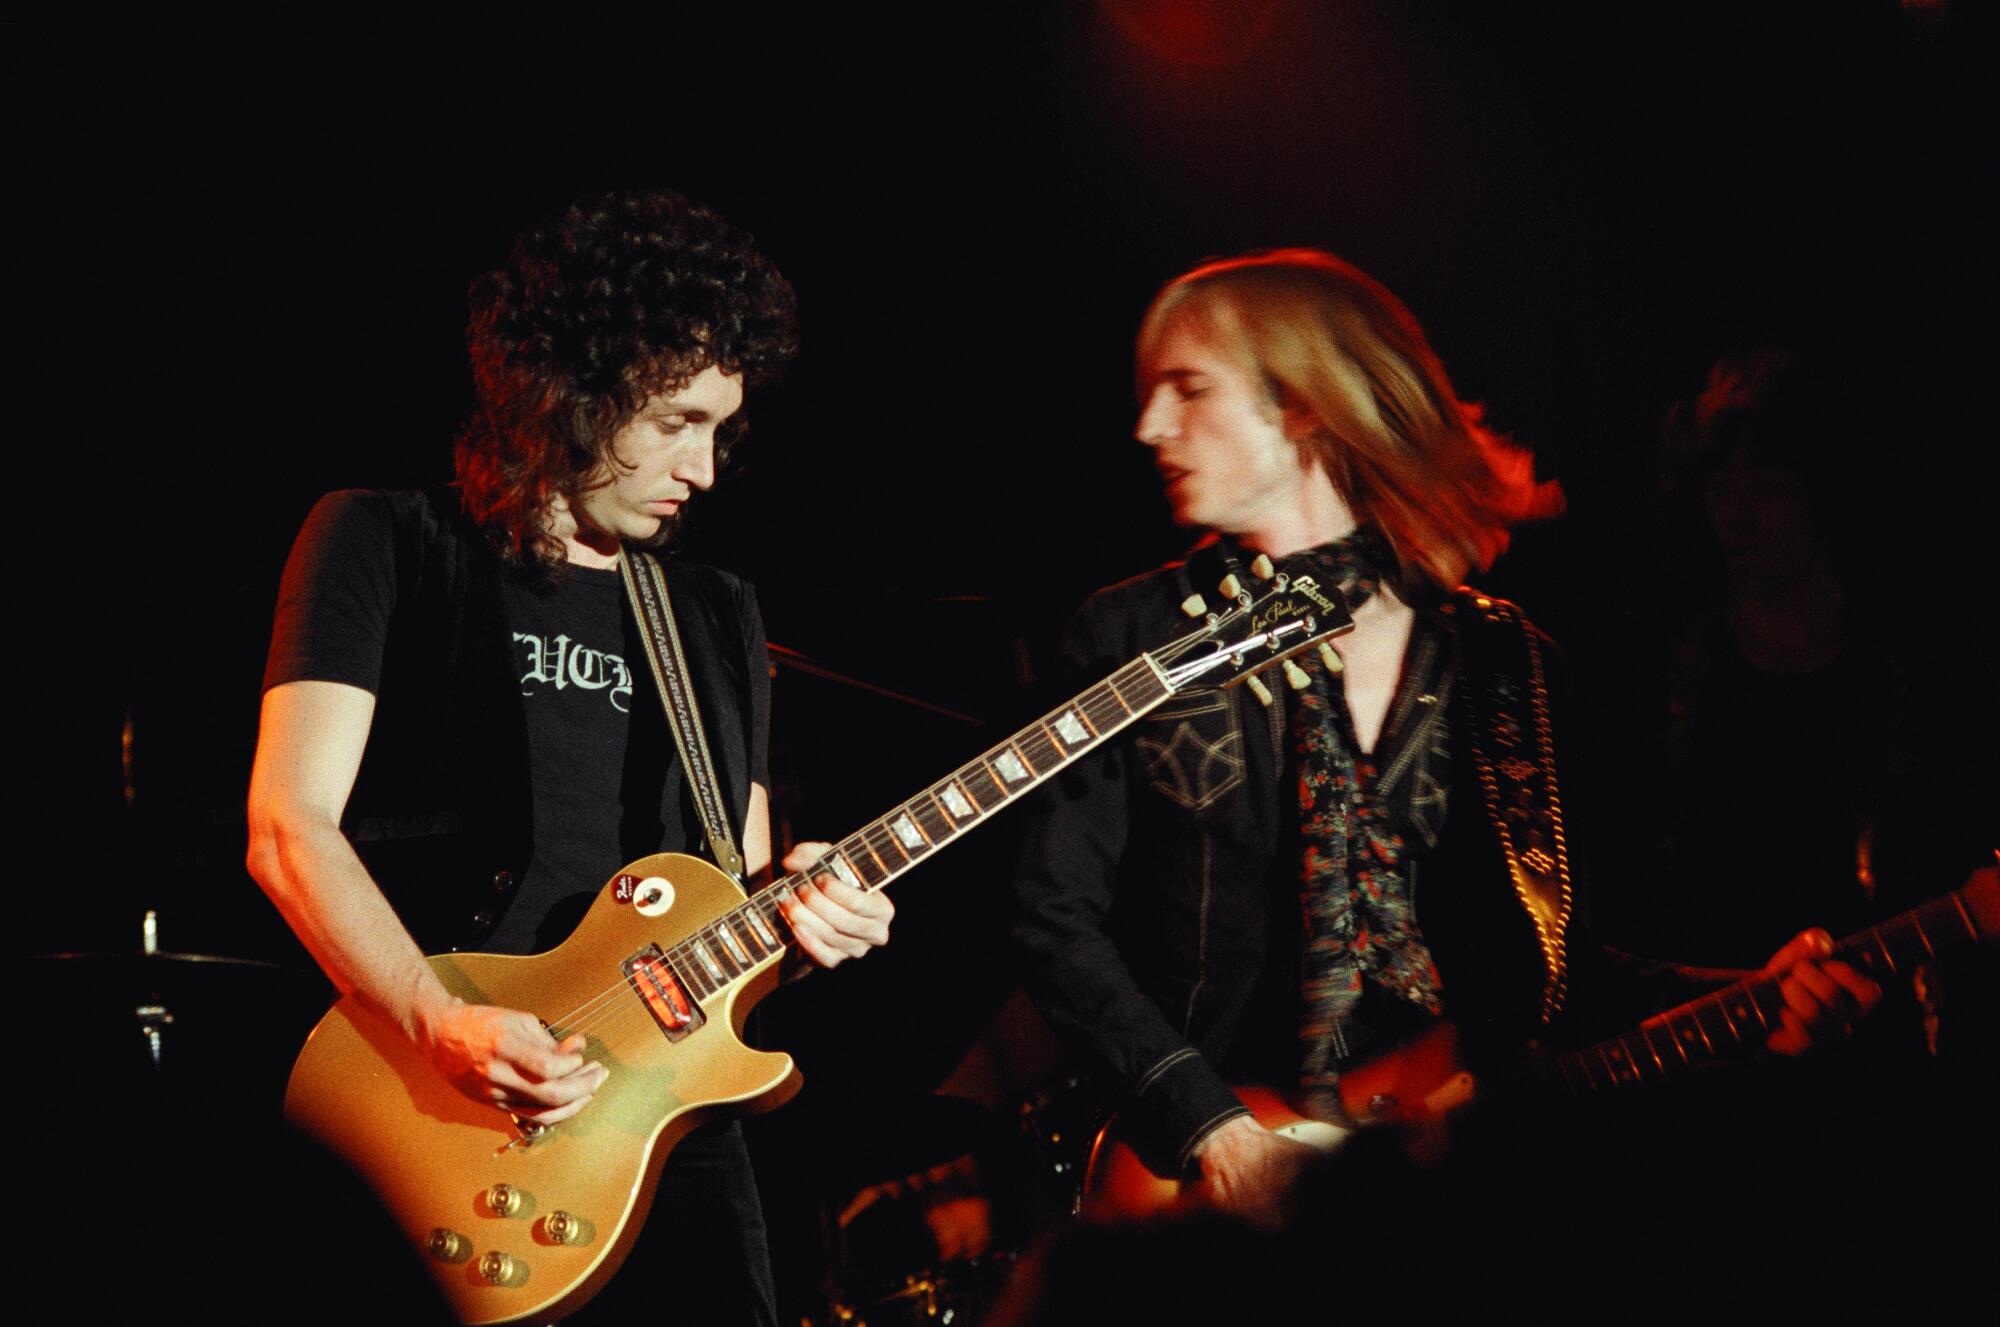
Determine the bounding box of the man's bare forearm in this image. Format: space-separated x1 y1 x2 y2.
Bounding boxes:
247 809 457 1045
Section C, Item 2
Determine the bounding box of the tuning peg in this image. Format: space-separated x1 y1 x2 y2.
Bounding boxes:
1218 574 1242 599
1180 594 1208 618
1283 659 1311 691
1319 642 1343 673
1246 674 1273 706
1250 554 1275 580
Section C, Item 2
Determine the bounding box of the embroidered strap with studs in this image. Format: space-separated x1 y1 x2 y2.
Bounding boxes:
1460 591 1571 1022
619 548 746 880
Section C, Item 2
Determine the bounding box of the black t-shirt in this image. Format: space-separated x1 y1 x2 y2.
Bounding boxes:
264 489 771 955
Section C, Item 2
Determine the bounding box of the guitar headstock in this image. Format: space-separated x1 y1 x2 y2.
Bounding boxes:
1150 552 1356 700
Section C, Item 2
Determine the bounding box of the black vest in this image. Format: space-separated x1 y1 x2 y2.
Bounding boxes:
345 489 758 951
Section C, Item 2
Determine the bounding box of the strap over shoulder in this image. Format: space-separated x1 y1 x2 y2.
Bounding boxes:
1449 589 1573 1022
619 547 747 880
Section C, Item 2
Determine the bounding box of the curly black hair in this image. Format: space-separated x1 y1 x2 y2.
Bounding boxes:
456 190 799 564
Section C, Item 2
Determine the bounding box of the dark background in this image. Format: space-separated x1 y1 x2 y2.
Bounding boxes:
13 1 1994 1317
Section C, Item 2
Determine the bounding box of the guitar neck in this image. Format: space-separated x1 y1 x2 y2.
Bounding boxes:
770 655 1171 897
1554 873 1999 1095
654 655 1175 997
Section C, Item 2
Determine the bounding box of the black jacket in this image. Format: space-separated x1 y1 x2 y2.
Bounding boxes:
1011 541 1592 1176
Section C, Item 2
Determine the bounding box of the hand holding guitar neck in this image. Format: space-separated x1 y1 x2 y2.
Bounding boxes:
415 994 610 1125
1759 927 1884 1057
777 839 896 969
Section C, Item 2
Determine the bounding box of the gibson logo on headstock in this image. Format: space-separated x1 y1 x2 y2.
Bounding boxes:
1286 574 1341 616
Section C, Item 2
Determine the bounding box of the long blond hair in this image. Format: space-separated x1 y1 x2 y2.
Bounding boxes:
1139 249 1559 591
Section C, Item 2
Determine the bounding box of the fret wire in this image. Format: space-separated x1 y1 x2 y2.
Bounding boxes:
1115 660 1169 705
1626 1032 1656 1081
1867 925 1898 975
904 799 946 839
948 785 982 824
726 915 762 962
1946 890 1978 941
844 835 893 885
1742 979 1779 1031
1576 1049 1603 1092
868 817 916 865
961 764 1005 807
1672 1009 1713 1058
1015 730 1057 773
910 796 954 842
929 778 967 818
728 915 766 961
705 926 744 978
1078 705 1124 734
977 756 1010 794
880 806 934 856
1662 1016 1693 1067
756 890 794 940
1908 913 1938 962
1637 1023 1671 1076
1696 995 1744 1047
1038 720 1075 758
840 829 886 878
1076 683 1118 724
1706 992 1742 1045
710 931 740 980
954 770 997 812
1104 663 1152 715
1601 1035 1631 1084
1690 1010 1716 1056
700 931 740 983
1082 691 1133 727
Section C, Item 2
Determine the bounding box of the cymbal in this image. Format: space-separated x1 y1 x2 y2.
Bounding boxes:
14 949 290 969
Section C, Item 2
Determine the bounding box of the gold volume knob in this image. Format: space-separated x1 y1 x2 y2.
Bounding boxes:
541 1211 592 1246
486 1183 525 1218
477 1251 525 1286
425 1228 470 1263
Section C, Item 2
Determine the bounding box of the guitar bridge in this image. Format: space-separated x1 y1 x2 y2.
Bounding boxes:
625 944 706 1042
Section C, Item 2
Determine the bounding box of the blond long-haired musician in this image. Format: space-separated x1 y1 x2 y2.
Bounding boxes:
1011 249 1878 1231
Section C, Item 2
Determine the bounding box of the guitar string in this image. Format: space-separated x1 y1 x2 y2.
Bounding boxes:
512 617 1302 1047
536 659 1166 1035
529 671 1174 1046
539 679 1154 1044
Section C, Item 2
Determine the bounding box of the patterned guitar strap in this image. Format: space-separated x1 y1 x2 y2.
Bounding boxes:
1292 528 1446 1123
619 547 747 881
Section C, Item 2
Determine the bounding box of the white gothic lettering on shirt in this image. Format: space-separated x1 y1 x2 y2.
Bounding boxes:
514 631 635 714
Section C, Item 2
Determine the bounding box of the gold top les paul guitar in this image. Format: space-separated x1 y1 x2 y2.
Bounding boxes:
286 555 1352 1326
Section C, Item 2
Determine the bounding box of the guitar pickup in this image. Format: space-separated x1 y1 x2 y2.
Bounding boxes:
624 945 705 1042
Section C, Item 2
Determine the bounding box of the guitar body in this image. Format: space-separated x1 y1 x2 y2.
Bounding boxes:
1080 870 2000 1226
286 852 798 1326
279 565 1355 1322
1080 1086 1348 1223
1080 1023 1475 1223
